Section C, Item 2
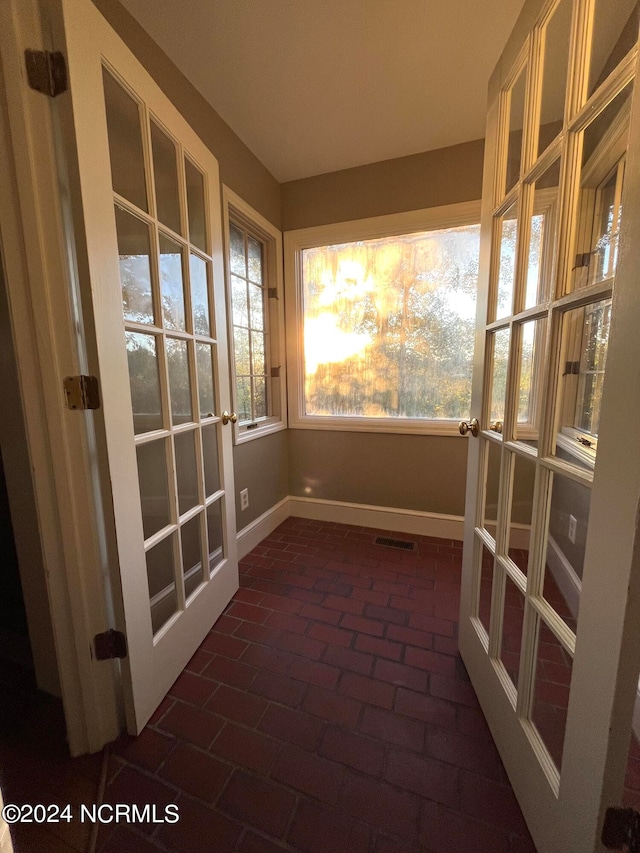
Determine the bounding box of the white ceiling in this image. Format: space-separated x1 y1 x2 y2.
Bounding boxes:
119 0 526 182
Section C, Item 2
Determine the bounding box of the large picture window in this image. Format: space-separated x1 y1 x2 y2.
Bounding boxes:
285 203 482 434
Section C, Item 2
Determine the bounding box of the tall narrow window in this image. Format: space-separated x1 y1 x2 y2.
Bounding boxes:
224 188 286 442
229 223 268 423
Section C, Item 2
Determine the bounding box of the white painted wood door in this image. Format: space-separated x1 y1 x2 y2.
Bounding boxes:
54 0 238 733
459 1 640 850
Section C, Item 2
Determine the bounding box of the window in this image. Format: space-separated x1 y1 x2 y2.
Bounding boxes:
223 187 286 442
285 203 482 434
556 84 630 466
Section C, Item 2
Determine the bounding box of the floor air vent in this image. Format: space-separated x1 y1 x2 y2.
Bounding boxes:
374 536 417 551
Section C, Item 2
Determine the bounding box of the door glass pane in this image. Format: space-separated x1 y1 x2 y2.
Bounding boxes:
115 205 154 324
174 430 199 516
526 158 560 308
531 618 572 772
196 343 216 417
190 254 211 336
506 66 527 195
102 68 148 212
150 120 181 235
495 205 518 320
136 439 171 539
146 535 178 634
207 500 224 572
501 576 525 691
125 331 163 434
570 82 632 293
515 318 545 447
553 299 611 469
483 439 501 536
185 157 207 252
167 338 192 425
202 425 221 496
537 0 572 157
542 471 591 634
589 0 639 98
508 454 536 575
489 327 510 427
478 543 494 634
159 233 186 331
181 513 204 599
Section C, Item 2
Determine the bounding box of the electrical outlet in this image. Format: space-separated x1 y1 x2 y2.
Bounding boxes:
568 514 577 544
240 488 249 511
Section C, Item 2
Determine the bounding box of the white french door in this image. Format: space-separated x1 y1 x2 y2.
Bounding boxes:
54 0 238 733
459 1 640 850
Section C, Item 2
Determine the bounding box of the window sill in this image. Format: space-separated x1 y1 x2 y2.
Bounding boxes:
556 430 596 470
234 418 287 445
289 414 467 437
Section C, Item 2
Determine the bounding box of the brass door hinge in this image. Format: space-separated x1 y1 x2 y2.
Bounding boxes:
24 50 68 97
93 629 127 661
64 375 100 410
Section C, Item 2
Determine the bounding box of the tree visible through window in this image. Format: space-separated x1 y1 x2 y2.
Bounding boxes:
229 222 268 424
301 224 481 420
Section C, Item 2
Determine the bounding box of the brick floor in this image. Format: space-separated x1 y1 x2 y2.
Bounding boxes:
100 518 537 852
14 517 639 850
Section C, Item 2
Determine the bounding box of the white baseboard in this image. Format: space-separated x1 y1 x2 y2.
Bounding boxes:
286 496 464 540
237 497 291 560
236 495 465 556
545 534 582 618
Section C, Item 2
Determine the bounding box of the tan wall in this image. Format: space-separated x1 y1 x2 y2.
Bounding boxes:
283 140 484 520
289 431 468 517
92 0 281 228
281 138 484 230
233 431 289 526
92 1 484 527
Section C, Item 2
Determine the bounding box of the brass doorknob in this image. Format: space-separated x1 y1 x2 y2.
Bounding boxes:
490 420 503 434
459 418 479 437
221 411 237 425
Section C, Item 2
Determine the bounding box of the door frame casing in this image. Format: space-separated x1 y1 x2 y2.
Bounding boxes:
0 0 122 755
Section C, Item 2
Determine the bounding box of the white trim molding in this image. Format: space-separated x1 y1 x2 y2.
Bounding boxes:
236 495 465 554
284 201 482 437
237 497 291 559
545 534 582 618
222 185 287 444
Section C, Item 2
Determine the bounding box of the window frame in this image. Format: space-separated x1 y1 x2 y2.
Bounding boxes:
556 103 630 468
222 186 286 443
284 201 482 435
